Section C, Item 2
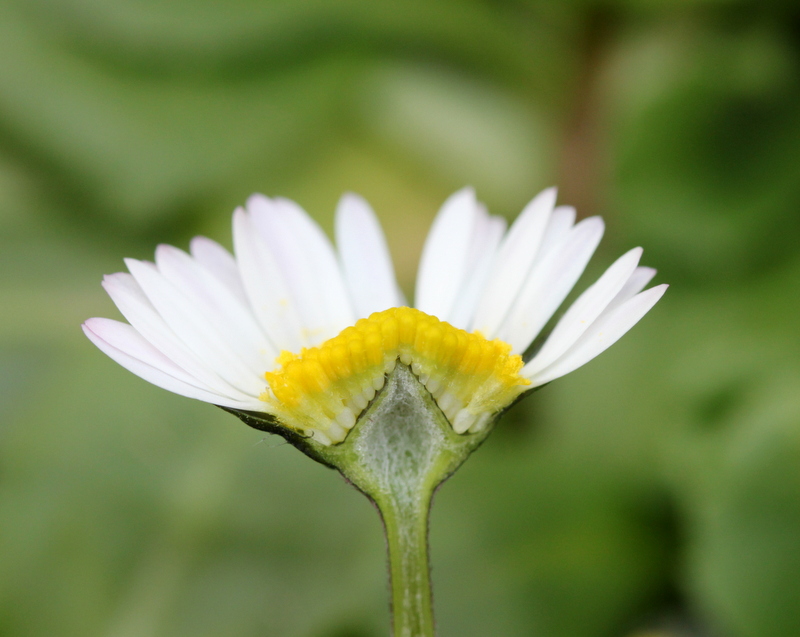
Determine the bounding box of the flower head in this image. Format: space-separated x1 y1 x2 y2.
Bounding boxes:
83 188 667 445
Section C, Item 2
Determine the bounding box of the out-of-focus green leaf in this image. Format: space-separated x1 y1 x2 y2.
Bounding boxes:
359 63 554 211
432 442 669 637
607 22 800 284
680 375 800 637
0 2 355 225
18 0 561 87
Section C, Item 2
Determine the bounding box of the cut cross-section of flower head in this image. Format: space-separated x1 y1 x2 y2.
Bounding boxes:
83 188 667 445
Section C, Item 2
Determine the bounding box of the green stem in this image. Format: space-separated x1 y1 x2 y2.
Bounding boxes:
380 491 435 637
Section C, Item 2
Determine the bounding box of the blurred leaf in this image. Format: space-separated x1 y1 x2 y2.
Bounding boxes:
360 62 554 211
607 21 800 284
431 434 669 637
0 2 355 225
19 0 562 87
681 375 800 637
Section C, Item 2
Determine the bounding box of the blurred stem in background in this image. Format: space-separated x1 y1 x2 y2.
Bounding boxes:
557 6 615 219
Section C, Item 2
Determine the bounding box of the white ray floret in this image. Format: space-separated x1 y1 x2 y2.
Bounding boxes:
523 247 643 376
497 215 605 353
415 187 481 323
336 193 406 318
447 208 506 330
471 187 556 336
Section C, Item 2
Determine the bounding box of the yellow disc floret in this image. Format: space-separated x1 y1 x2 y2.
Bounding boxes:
261 307 530 445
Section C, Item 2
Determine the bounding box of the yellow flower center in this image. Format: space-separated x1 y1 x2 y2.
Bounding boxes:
260 307 530 445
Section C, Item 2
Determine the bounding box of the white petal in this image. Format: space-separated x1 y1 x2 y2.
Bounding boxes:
249 195 354 344
189 236 248 305
606 266 656 312
448 212 506 330
85 317 204 386
154 244 277 373
102 272 253 400
498 216 605 354
274 197 357 337
526 284 668 385
537 205 576 261
471 187 556 337
125 258 266 396
247 195 322 334
415 187 479 321
525 247 643 375
335 193 405 318
83 319 263 410
232 207 304 354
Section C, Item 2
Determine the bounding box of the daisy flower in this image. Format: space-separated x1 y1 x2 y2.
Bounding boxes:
83 188 667 446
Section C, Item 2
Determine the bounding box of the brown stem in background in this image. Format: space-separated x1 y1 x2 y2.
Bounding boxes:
556 8 618 220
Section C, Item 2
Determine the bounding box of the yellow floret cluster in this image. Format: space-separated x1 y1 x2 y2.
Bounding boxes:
261 307 530 445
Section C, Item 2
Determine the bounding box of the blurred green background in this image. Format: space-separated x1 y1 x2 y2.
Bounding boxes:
1 1 799 636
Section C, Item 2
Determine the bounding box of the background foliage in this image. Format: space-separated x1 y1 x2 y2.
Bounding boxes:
1 1 799 636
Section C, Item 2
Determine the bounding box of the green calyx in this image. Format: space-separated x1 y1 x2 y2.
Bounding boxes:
225 362 495 486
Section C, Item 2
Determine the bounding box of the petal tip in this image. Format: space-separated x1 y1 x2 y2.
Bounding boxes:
540 185 558 201
337 191 370 214
246 193 270 209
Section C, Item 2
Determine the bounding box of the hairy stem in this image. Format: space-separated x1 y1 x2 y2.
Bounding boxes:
380 489 435 637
